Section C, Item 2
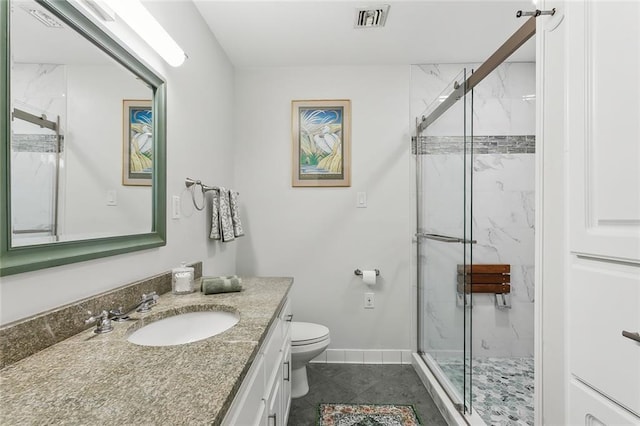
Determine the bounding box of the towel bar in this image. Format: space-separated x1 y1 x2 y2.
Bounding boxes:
185 177 239 195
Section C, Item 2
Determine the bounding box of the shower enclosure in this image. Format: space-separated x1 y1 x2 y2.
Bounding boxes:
412 61 536 426
10 108 64 246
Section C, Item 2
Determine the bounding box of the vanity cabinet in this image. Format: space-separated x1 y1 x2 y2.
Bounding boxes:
223 297 292 426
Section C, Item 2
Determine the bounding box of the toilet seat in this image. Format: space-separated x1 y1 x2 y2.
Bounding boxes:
291 322 329 346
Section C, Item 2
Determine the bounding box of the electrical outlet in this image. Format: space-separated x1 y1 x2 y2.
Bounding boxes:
364 292 375 309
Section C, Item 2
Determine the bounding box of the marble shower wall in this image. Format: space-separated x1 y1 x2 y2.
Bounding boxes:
412 63 536 136
413 63 535 358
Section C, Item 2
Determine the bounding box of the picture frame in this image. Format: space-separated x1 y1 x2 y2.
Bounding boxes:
292 99 351 187
122 99 153 186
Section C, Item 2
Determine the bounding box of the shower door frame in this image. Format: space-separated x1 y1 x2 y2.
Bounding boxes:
415 68 475 416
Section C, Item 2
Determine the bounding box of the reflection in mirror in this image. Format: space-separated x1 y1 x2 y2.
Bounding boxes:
10 0 153 247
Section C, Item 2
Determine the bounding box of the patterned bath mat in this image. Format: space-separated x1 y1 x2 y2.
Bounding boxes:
318 403 421 426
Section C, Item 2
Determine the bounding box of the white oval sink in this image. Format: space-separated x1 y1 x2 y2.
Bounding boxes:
128 311 239 346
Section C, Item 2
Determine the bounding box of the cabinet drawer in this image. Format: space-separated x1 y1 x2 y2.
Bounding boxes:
570 380 640 425
570 259 640 415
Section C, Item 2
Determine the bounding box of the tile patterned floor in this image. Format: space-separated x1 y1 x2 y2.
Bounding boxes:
287 364 448 426
437 357 534 426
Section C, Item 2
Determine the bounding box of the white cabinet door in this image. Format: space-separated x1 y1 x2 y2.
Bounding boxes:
267 372 283 426
570 258 640 414
565 0 640 420
256 400 268 426
282 340 292 423
570 380 640 426
567 0 640 262
222 296 292 425
222 354 265 426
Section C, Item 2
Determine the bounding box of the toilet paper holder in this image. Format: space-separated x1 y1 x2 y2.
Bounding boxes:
354 269 380 276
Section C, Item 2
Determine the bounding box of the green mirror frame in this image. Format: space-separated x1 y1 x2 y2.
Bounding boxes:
0 0 167 277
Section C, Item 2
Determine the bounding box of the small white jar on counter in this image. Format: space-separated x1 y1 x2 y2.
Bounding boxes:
172 262 195 294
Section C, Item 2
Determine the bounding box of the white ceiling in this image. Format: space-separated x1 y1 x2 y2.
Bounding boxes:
11 0 115 64
193 0 537 68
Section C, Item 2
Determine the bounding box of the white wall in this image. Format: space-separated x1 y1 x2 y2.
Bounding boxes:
0 1 237 324
233 66 414 352
537 0 567 423
64 64 151 239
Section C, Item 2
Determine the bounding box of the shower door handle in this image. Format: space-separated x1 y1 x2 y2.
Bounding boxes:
416 233 477 244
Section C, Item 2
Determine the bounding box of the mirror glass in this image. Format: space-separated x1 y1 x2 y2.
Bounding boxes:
1 0 166 276
10 0 153 247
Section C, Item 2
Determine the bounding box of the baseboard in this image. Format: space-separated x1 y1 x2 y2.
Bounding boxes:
310 349 413 364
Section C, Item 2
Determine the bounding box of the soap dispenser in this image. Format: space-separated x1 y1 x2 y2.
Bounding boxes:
172 262 195 294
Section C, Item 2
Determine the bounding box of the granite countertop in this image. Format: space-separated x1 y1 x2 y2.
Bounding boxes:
0 277 293 425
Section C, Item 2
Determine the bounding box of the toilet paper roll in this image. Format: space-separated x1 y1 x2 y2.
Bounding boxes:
362 270 377 286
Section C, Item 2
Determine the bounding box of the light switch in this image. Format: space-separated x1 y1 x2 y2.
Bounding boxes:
357 192 367 208
107 190 117 206
172 195 181 219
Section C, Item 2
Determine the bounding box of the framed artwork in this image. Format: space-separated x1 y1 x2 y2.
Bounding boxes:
291 99 351 187
122 99 153 186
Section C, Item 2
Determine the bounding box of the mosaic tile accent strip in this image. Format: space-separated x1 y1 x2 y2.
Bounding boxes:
436 357 534 426
12 134 63 153
412 135 535 155
0 262 202 369
318 403 421 426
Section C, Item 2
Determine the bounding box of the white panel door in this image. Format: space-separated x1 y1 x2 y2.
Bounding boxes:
564 0 640 421
567 0 640 262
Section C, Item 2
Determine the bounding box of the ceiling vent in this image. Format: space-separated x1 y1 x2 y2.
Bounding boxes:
354 5 390 28
20 5 63 28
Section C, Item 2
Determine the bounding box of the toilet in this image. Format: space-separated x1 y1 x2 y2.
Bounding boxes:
290 322 330 398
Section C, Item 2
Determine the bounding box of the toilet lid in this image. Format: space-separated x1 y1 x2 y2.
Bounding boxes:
291 322 330 346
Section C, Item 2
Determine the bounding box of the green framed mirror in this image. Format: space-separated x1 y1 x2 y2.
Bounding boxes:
1 0 166 276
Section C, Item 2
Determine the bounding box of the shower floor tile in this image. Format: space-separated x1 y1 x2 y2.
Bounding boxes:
437 357 534 426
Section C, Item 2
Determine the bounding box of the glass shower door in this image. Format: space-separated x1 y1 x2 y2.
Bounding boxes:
10 117 61 246
416 68 474 414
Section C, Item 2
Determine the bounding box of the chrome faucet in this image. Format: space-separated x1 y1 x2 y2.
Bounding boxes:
85 292 159 333
84 310 114 334
109 292 159 322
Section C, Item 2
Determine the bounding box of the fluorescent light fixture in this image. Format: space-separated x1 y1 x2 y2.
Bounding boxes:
90 0 186 67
